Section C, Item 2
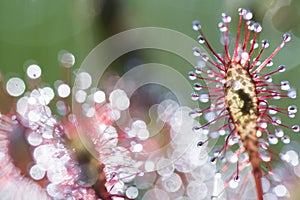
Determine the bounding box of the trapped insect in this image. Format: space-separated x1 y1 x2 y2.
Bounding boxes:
189 8 298 200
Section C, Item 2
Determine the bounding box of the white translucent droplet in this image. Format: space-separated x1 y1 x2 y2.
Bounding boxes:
265 76 272 83
27 131 43 146
198 59 206 67
250 40 259 49
288 88 297 99
93 90 105 103
260 122 268 129
47 162 69 184
30 164 46 180
247 20 254 30
241 52 249 61
218 22 227 32
283 33 291 43
191 92 200 101
278 65 285 72
6 77 26 97
193 83 202 91
56 100 67 115
46 183 59 197
193 47 201 57
292 125 299 132
127 129 137 138
202 54 209 62
59 52 75 68
204 111 215 122
41 87 55 103
229 179 239 189
161 173 182 192
273 184 287 197
116 95 130 110
109 109 120 120
137 129 150 140
199 93 209 103
222 13 231 23
281 136 290 144
131 143 143 153
260 151 271 162
254 23 262 33
268 106 278 115
145 161 155 172
28 110 41 122
192 20 201 31
33 144 56 170
28 96 37 105
268 136 278 145
109 89 130 111
42 126 54 139
198 35 205 44
275 129 284 138
228 136 240 145
288 105 297 114
188 71 197 80
75 90 87 103
27 64 42 79
16 97 29 116
187 181 208 200
126 186 139 199
289 112 296 118
57 83 70 98
230 154 238 163
262 40 269 48
85 107 95 118
256 130 262 137
284 150 299 166
243 10 253 20
156 158 174 177
133 120 147 129
75 72 92 90
281 81 290 91
266 60 273 67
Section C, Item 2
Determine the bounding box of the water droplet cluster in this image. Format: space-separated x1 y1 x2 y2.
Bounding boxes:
0 52 146 199
129 100 227 200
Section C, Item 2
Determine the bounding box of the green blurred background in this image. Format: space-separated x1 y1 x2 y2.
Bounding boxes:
1 0 300 81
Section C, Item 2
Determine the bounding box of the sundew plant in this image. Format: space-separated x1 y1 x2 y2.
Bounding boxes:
189 8 298 200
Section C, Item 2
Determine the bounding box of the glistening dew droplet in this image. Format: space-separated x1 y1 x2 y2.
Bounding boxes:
27 64 42 79
6 77 26 97
59 51 75 68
